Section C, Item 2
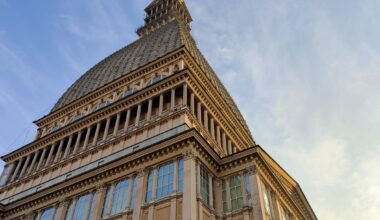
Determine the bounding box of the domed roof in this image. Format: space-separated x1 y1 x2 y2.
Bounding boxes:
51 21 183 112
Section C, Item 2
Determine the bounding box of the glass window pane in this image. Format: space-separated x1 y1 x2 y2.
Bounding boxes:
156 162 174 199
130 176 138 208
178 159 184 192
111 178 130 215
40 207 56 220
73 193 91 220
65 201 74 220
146 169 154 202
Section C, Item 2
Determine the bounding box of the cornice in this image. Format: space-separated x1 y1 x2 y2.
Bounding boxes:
187 74 248 151
1 130 198 218
182 48 255 147
256 156 312 220
1 69 189 163
0 108 188 193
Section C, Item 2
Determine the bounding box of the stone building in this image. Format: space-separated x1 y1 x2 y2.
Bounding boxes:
0 0 317 219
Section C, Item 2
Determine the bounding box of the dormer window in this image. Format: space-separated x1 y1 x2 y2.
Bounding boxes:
148 74 166 86
95 101 110 111
122 88 138 98
72 113 85 122
50 125 61 133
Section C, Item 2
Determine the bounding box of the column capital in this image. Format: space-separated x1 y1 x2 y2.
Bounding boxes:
182 150 196 161
137 168 147 177
246 165 257 175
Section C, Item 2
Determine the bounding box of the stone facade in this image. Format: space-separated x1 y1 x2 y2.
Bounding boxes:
0 1 317 220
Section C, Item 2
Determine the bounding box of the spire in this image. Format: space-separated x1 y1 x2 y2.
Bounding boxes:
137 0 192 37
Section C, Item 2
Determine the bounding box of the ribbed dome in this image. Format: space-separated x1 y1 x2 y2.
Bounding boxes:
51 21 183 112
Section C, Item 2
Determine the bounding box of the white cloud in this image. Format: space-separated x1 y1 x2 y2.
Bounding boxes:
187 0 380 219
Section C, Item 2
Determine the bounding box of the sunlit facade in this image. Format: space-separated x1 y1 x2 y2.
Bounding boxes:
0 1 317 220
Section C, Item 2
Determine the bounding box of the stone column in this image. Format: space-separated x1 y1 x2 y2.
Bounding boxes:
210 119 215 139
73 131 82 154
124 109 131 131
10 158 23 181
113 113 121 136
103 118 111 141
135 104 142 126
213 179 223 217
182 150 197 220
216 126 221 146
225 179 232 212
54 140 65 163
228 140 232 155
83 126 92 149
183 84 188 106
209 175 214 208
63 135 74 159
91 185 107 220
190 93 195 114
204 110 209 131
196 161 201 197
151 167 158 201
19 154 31 178
56 199 69 220
132 170 147 220
0 163 15 186
222 133 227 154
36 148 47 171
27 151 38 175
147 99 153 121
173 160 178 193
171 88 176 110
158 94 164 116
197 102 202 123
45 143 56 166
249 166 266 220
93 123 101 145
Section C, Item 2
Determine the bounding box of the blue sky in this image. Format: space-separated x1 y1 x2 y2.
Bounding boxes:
1 0 380 219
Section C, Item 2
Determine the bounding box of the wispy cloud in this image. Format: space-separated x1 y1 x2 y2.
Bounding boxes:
188 0 380 219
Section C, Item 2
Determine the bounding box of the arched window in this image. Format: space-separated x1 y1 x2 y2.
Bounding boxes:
148 74 166 86
95 101 110 111
122 88 138 98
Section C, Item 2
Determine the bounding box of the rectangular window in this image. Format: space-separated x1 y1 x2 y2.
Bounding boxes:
156 162 174 199
280 204 291 220
130 176 138 208
146 169 154 202
244 174 252 206
72 193 91 220
38 207 56 220
65 201 74 220
111 178 130 215
200 166 209 204
87 192 97 220
229 175 243 211
178 159 184 192
263 184 274 219
101 187 112 218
